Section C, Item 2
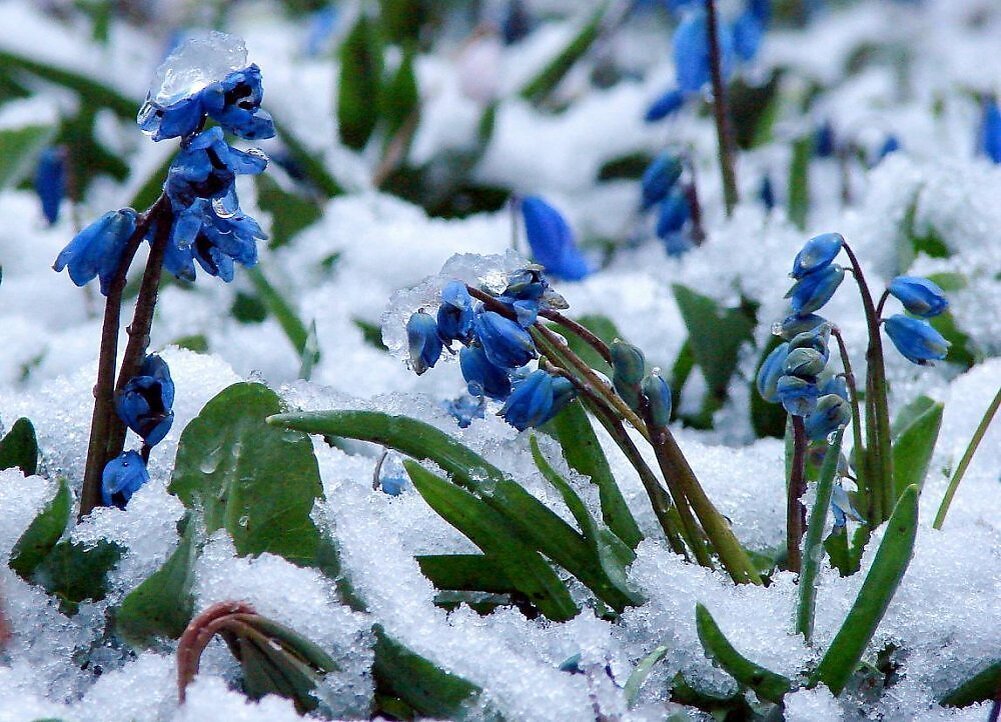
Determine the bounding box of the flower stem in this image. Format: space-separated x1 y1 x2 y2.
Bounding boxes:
831 326 867 511
704 0 739 215
537 308 613 364
78 194 170 519
787 415 808 574
933 385 1001 530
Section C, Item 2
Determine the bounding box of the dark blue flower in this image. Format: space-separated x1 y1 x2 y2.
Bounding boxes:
164 127 267 210
35 146 66 225
776 375 820 416
786 264 844 315
656 187 690 241
442 393 486 428
521 196 590 281
756 342 789 402
200 65 276 141
759 175 775 211
732 5 765 62
460 345 513 400
791 232 843 279
814 120 836 158
642 372 673 428
116 354 175 447
776 313 827 340
874 135 900 164
499 370 575 430
473 311 537 369
804 394 850 441
887 276 948 318
499 267 549 303
502 0 532 45
641 152 683 211
644 87 687 122
436 281 475 344
101 450 150 509
979 97 1001 164
164 199 265 282
674 9 733 93
137 92 206 142
406 310 443 375
883 314 950 365
53 208 138 295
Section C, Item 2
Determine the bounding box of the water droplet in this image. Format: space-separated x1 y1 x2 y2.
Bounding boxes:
199 446 225 474
238 515 249 528
771 321 784 337
212 196 237 219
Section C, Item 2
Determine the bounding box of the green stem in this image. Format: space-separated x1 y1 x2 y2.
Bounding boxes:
537 308 613 365
831 326 866 501
704 0 739 215
842 241 894 522
797 429 844 641
787 415 808 574
933 386 1001 530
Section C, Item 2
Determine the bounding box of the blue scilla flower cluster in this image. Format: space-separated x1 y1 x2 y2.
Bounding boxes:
405 270 576 431
639 152 696 255
53 31 272 292
645 0 770 123
102 353 175 508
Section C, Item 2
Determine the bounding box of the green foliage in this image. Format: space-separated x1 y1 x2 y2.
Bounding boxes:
379 46 420 144
338 14 384 150
939 659 1001 707
623 645 670 708
519 4 607 105
353 318 389 351
0 124 56 190
891 397 942 499
812 486 920 695
729 71 782 149
244 267 321 375
9 477 71 579
416 554 517 594
255 174 322 249
0 417 38 476
115 517 199 647
169 383 323 566
31 539 124 615
788 133 812 230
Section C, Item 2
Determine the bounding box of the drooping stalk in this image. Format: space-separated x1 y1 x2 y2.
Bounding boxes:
831 327 865 497
704 0 739 215
786 416 808 574
537 308 613 364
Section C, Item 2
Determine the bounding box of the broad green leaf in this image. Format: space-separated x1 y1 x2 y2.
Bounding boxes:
624 645 670 708
823 527 852 577
373 624 491 720
245 267 320 375
889 395 937 438
9 477 71 579
255 174 322 249
416 554 516 594
0 417 38 476
338 15 384 150
730 71 781 150
267 410 598 590
788 133 812 230
379 0 424 46
529 435 641 611
546 400 642 549
891 399 942 499
519 4 607 104
939 659 1001 707
695 604 792 703
0 50 136 117
169 383 322 566
812 485 920 695
115 518 199 647
379 46 419 144
405 460 578 621
597 152 654 182
31 539 123 615
0 124 56 190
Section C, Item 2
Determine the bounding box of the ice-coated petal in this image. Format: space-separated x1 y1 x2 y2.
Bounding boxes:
406 310 443 375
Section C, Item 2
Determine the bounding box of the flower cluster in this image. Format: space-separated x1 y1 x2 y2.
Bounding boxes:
405 269 576 430
639 152 696 256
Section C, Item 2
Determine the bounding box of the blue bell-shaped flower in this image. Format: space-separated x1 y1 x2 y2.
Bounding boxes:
641 153 683 211
776 375 820 417
887 276 948 318
460 345 512 400
473 311 537 369
35 146 66 226
116 354 175 447
498 370 575 430
756 342 789 403
883 314 950 365
521 196 590 281
791 232 843 279
804 394 850 441
101 450 150 509
786 264 844 316
644 87 687 122
436 281 475 344
406 310 443 375
53 208 138 296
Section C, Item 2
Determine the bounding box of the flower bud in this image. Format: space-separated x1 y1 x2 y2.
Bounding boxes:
406 310 444 375
436 281 475 344
883 314 950 366
641 152 683 211
783 347 826 380
499 370 575 430
642 372 673 429
791 232 843 279
116 354 175 447
776 375 820 417
786 264 844 316
101 451 150 509
804 394 851 441
611 340 646 410
887 276 948 318
756 342 789 403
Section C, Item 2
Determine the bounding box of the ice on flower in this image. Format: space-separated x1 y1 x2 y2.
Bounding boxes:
150 31 248 106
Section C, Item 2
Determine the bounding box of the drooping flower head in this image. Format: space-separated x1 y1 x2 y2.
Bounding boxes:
883 314 950 366
116 353 175 447
35 146 66 226
887 276 948 318
102 451 150 509
498 370 575 431
520 196 590 281
406 310 443 375
53 208 138 296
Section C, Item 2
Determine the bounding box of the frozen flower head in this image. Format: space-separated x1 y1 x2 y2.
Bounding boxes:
164 127 268 210
116 354 175 447
499 370 575 431
101 450 150 509
138 31 275 142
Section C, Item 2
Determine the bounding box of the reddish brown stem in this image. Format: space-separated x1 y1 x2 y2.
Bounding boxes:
177 601 256 704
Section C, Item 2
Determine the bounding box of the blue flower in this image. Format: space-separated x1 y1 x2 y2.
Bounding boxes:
164 199 265 282
979 97 1001 164
732 6 765 62
521 196 590 281
116 353 175 447
643 372 673 428
776 375 820 416
787 324 831 362
887 276 948 318
656 187 690 242
874 135 900 164
502 0 532 45
53 208 138 295
831 484 863 530
786 264 844 315
759 175 775 211
775 313 827 340
101 451 150 509
791 232 843 279
814 120 836 158
674 9 733 94
782 347 826 379
641 152 683 211
35 146 66 225
442 393 486 429
199 65 276 141
756 342 789 402
644 87 687 122
499 267 549 303
406 310 443 375
460 345 513 400
474 311 537 369
379 473 407 496
819 374 848 400
437 281 475 344
883 314 950 365
499 370 575 430
164 127 267 210
804 394 850 441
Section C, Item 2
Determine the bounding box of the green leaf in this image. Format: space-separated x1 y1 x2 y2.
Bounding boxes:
823 527 852 577
929 311 977 370
519 4 607 104
939 659 1001 707
0 417 38 476
624 645 670 708
245 266 320 375
529 435 641 611
891 398 942 500
546 400 642 549
115 517 199 647
812 485 920 695
729 71 782 150
267 410 598 592
379 46 419 143
597 152 654 182
672 285 756 424
373 624 490 720
353 318 389 351
169 383 323 566
255 174 322 250
31 539 124 615
274 119 343 198
416 554 517 594
750 336 788 439
788 133 812 230
0 124 56 190
405 460 578 621
338 14 384 150
379 0 425 46
9 477 71 579
695 603 792 703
